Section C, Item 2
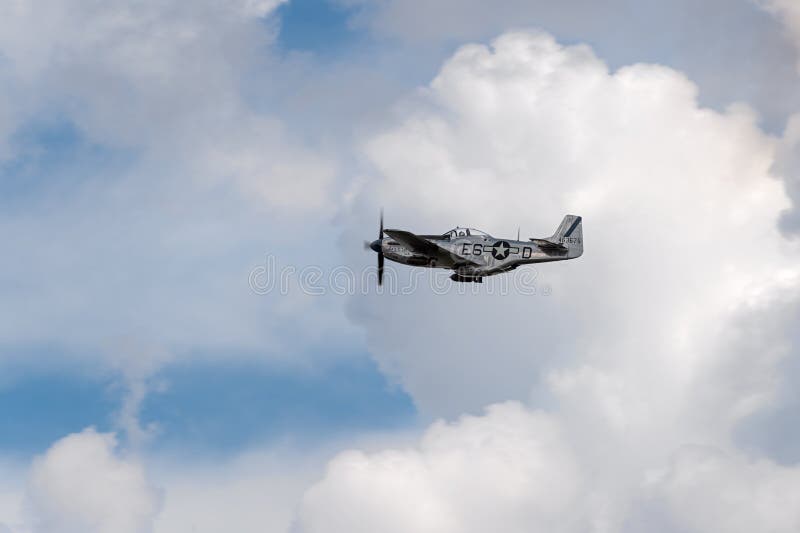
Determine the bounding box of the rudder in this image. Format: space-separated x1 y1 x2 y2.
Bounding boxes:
550 214 583 258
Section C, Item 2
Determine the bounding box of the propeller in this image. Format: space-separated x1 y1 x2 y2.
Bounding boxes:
377 209 384 286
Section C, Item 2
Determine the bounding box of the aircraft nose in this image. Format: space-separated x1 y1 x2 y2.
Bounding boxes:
369 239 382 253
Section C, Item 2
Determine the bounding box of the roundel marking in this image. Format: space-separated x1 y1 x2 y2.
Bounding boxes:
491 240 511 260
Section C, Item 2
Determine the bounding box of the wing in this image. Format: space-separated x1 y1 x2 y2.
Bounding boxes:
529 238 568 253
383 229 479 267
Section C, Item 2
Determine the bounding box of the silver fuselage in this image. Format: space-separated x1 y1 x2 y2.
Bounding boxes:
377 234 580 277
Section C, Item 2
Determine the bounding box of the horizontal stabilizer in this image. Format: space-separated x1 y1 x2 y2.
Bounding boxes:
529 238 568 253
529 215 583 258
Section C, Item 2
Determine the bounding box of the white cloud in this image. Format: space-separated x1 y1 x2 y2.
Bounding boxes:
297 403 584 533
346 31 796 418
298 29 800 532
151 448 325 533
297 403 800 533
633 446 800 532
108 343 173 449
2 437 333 533
25 428 161 533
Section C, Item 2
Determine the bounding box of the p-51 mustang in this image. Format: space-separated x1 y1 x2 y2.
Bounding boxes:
367 213 583 284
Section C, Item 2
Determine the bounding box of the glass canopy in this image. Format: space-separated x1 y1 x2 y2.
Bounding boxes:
443 227 491 239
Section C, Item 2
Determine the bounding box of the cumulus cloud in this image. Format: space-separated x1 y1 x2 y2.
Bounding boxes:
296 30 800 532
25 428 160 533
2 434 329 533
297 403 583 533
345 31 796 418
297 403 800 533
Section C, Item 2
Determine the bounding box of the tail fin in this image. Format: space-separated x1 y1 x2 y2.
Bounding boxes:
550 214 583 258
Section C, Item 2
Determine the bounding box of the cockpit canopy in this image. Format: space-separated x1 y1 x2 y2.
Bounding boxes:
443 227 491 239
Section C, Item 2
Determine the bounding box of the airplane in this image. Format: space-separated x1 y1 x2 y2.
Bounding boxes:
367 212 583 284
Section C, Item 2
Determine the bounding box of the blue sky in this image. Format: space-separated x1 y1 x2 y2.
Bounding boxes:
141 357 414 451
0 119 132 209
0 369 116 453
0 354 414 455
276 0 365 56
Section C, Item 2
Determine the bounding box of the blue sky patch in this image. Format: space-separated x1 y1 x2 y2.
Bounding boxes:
275 0 365 56
0 353 415 455
141 356 416 452
0 117 134 209
0 370 116 454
